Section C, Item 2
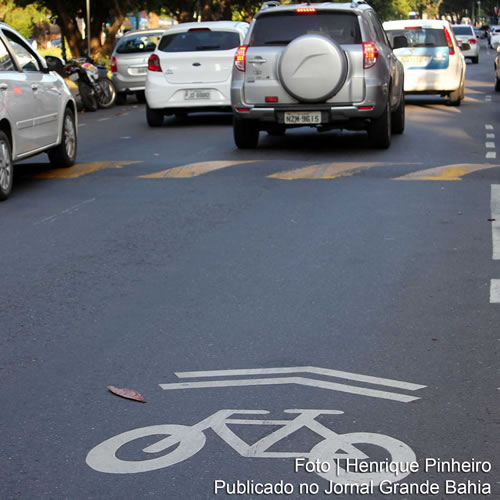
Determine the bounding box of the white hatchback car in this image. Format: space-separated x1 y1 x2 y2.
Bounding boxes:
384 19 466 106
0 23 77 201
145 21 249 126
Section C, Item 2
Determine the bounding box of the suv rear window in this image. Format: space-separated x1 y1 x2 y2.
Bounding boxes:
452 26 474 36
385 28 447 48
116 33 163 54
158 31 240 52
249 12 361 46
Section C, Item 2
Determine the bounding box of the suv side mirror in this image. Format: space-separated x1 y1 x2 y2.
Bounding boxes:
392 35 408 50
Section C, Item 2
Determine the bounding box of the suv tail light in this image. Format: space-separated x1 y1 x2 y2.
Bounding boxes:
110 56 117 73
296 8 317 14
148 54 162 72
363 42 378 69
443 27 455 55
234 45 248 72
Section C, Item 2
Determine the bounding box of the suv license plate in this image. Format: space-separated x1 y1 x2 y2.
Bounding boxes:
185 90 210 100
284 112 321 124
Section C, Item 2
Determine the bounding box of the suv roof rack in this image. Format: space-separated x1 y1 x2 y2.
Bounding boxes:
260 1 281 11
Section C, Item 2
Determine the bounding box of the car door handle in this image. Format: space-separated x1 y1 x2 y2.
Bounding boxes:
248 58 267 64
31 83 39 91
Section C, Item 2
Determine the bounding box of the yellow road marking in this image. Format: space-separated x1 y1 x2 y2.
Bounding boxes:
140 160 257 178
36 161 142 179
395 163 500 181
268 162 421 180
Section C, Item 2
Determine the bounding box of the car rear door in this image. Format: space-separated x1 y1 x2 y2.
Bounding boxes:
3 28 59 149
0 31 37 155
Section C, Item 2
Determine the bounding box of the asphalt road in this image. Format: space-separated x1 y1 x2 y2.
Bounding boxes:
1 44 499 499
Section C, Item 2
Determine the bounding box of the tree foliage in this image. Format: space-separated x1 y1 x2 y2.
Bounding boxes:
0 0 49 39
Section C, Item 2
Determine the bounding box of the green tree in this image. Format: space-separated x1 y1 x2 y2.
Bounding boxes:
0 0 49 39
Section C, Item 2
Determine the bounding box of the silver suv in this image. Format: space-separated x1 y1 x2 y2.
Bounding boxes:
231 0 407 149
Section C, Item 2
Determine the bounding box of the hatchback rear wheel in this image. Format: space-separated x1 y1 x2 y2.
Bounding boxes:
146 104 164 127
0 131 13 201
48 108 77 168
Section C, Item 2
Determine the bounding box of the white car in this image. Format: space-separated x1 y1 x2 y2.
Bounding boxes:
0 23 77 201
490 26 500 48
452 24 479 63
383 19 466 106
145 21 249 126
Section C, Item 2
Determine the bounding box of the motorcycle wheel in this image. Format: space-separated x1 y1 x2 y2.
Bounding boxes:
79 82 97 112
96 78 116 109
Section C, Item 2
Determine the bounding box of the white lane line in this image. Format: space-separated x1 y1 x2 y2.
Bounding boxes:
486 152 497 159
486 142 495 148
97 117 111 122
78 123 87 127
490 280 500 303
485 124 494 130
160 377 420 403
491 185 500 259
36 198 96 225
175 366 425 391
487 133 495 139
485 95 492 101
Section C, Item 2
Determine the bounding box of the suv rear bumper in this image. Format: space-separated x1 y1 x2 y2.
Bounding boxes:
231 80 388 124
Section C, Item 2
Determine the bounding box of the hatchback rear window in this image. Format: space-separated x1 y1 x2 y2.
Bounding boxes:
116 33 163 54
385 28 447 48
452 26 474 36
249 12 361 46
158 31 240 52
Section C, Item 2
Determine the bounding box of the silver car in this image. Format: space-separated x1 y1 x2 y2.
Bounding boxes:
231 0 406 149
0 22 77 201
111 29 165 104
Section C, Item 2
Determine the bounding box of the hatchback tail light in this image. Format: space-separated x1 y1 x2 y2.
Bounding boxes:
110 56 117 73
443 27 455 55
363 42 378 69
148 54 162 72
234 45 248 72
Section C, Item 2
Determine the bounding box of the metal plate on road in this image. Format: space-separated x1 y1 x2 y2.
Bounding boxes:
185 89 211 100
284 111 321 125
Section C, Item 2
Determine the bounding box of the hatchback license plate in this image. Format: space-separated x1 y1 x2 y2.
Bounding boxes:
284 112 321 124
185 90 210 100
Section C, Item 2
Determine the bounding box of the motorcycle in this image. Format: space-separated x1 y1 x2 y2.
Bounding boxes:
64 58 116 111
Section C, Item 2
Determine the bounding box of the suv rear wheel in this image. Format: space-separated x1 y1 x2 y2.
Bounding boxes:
391 95 405 135
233 118 259 149
368 100 391 149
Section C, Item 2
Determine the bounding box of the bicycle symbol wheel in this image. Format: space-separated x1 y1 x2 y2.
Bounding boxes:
86 424 206 474
309 432 417 485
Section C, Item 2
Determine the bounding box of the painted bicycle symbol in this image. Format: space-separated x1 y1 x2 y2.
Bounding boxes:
86 408 416 485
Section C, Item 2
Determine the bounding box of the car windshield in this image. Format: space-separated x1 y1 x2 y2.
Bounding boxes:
158 31 240 52
250 12 361 46
385 27 447 48
116 33 163 54
452 26 474 36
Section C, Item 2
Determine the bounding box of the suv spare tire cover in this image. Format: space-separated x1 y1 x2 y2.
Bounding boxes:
279 34 348 103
